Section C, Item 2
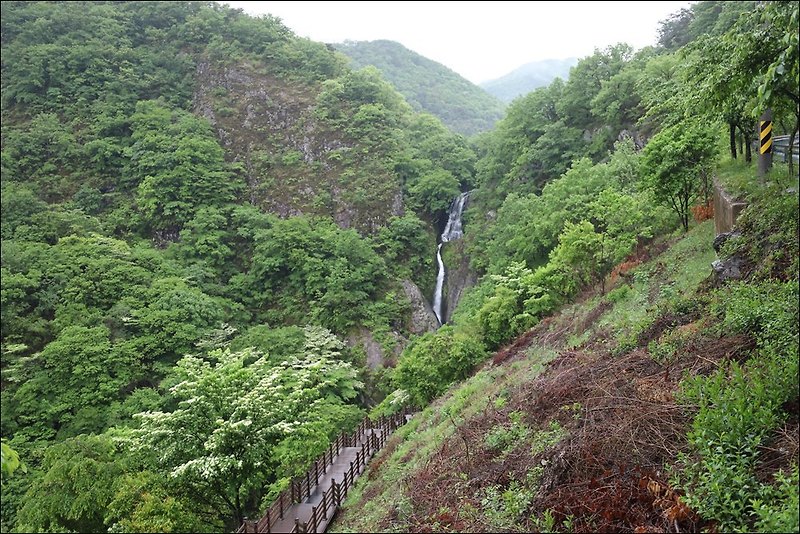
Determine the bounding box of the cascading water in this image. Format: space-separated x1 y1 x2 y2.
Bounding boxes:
432 191 471 324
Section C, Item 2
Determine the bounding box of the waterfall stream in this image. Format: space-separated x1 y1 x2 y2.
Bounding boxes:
432 191 471 324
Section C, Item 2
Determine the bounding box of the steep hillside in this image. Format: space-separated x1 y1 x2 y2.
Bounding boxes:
332 176 799 532
335 40 506 136
481 57 578 103
192 59 405 233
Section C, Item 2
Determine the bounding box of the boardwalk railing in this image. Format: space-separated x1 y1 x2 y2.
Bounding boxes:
237 408 413 534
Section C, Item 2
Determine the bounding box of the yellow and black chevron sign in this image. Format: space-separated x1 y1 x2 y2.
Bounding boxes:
760 120 773 154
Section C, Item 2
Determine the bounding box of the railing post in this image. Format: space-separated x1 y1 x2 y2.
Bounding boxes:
310 507 316 533
239 410 413 534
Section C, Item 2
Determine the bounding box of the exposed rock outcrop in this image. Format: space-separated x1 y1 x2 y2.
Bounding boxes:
712 256 745 282
712 231 742 253
346 327 385 369
444 240 477 323
401 279 440 334
193 60 403 233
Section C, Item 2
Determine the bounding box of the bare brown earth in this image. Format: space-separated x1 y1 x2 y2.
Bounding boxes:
398 311 748 532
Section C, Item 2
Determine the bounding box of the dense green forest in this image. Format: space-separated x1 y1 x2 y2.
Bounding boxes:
335 39 506 136
480 57 578 103
0 1 476 529
1 1 798 533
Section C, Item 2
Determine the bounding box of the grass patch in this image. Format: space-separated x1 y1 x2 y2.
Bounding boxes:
715 159 798 200
331 344 556 532
598 220 716 353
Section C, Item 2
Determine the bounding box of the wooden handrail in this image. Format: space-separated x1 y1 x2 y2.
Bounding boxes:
239 410 413 533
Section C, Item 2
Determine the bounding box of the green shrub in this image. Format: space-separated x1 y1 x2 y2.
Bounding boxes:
484 411 530 453
393 326 486 405
675 280 799 531
481 480 535 530
751 464 799 533
605 284 630 303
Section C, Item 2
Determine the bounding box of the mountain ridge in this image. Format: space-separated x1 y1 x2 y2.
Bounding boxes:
335 39 505 136
481 57 578 102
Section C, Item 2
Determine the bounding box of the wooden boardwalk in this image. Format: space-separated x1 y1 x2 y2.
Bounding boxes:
238 411 412 533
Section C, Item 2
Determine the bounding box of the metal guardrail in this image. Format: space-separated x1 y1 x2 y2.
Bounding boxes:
764 134 799 163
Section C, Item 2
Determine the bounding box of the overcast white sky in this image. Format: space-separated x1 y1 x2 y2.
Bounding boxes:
223 1 693 84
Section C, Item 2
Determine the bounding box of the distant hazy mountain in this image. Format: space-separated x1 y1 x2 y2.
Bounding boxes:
481 58 579 103
335 40 505 136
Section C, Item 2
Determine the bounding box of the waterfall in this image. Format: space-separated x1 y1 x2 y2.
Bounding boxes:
432 243 445 323
432 191 471 324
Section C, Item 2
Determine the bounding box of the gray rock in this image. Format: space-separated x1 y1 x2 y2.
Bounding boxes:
345 327 406 369
444 243 478 323
713 231 742 253
400 279 440 334
346 327 385 369
712 256 745 282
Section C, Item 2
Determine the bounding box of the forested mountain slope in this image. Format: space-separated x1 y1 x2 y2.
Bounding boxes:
0 2 476 530
335 40 506 136
2 1 798 533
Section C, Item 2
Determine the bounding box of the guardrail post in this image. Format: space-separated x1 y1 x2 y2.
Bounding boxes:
758 108 773 179
332 478 340 507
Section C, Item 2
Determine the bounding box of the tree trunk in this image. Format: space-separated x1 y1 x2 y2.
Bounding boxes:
789 116 799 178
729 122 737 159
737 128 744 158
739 124 752 163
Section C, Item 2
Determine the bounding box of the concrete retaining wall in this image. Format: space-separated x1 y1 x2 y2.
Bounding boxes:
713 179 748 234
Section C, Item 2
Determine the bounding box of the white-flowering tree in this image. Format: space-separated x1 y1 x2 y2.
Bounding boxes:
134 327 363 526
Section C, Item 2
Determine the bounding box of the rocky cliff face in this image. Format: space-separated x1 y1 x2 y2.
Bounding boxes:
401 279 441 333
444 240 477 323
193 60 403 233
344 280 438 368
